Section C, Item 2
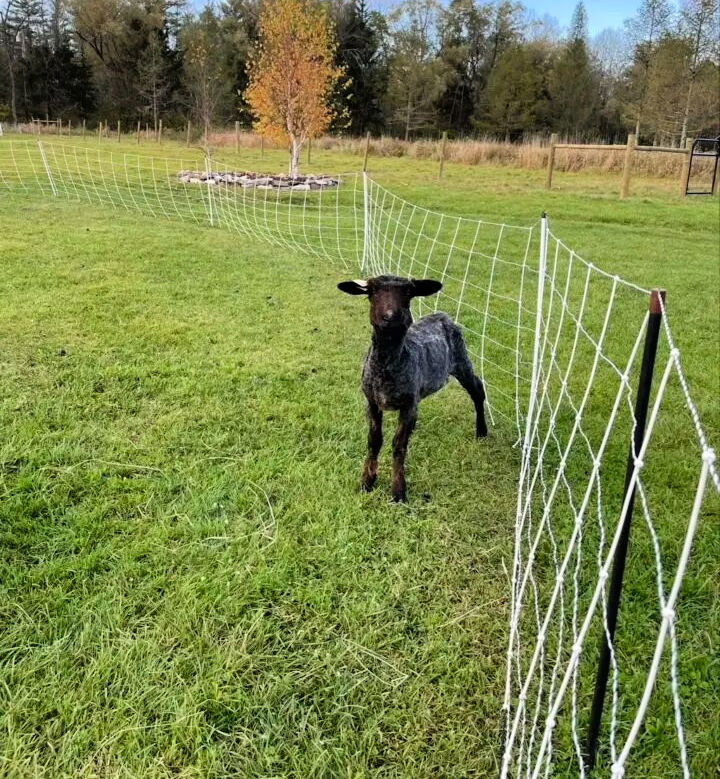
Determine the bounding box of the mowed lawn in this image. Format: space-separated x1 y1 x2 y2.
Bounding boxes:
0 141 718 777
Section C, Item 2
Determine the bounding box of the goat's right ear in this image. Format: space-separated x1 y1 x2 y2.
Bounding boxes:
337 280 369 295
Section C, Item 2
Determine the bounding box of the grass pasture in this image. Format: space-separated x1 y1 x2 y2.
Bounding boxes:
0 135 718 777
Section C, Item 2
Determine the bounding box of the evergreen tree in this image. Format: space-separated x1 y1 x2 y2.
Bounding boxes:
435 0 491 134
469 0 523 131
219 0 259 125
0 0 42 121
333 0 386 134
478 41 550 139
548 2 600 137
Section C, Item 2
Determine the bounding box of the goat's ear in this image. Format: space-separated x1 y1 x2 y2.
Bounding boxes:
411 279 443 297
338 280 369 295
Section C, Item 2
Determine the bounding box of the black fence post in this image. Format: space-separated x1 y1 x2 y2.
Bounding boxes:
585 288 666 771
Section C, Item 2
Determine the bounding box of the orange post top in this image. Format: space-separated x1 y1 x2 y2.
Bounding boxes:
649 289 666 315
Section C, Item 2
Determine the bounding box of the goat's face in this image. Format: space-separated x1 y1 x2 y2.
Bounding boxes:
338 275 443 339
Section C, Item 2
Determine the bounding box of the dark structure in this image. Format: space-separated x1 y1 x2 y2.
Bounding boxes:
684 136 720 196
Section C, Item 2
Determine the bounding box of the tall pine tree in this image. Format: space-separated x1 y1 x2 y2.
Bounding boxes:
548 2 600 137
333 0 386 134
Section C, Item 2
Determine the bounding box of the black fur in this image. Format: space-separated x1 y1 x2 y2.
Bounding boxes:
339 274 487 502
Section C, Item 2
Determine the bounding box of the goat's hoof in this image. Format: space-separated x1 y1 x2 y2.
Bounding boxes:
476 426 488 439
392 491 407 504
360 478 377 493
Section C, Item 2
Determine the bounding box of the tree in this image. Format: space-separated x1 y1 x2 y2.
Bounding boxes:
245 0 341 176
435 0 492 134
137 28 169 133
333 0 386 134
468 0 523 131
384 0 448 140
219 0 259 125
642 29 719 144
479 42 549 140
0 0 42 122
182 7 232 143
678 0 719 144
483 1 522 77
591 27 631 139
623 0 673 136
548 2 600 137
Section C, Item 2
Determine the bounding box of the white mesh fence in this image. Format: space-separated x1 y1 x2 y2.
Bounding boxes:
1 139 717 776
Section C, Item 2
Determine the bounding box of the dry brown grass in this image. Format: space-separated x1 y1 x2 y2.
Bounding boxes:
206 129 707 178
9 123 713 179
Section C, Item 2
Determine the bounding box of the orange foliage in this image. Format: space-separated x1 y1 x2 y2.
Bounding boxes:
245 0 342 174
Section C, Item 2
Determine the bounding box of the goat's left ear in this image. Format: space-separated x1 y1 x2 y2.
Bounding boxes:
411 279 443 297
338 280 369 295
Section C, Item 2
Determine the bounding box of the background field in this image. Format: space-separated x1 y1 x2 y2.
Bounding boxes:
1 136 718 777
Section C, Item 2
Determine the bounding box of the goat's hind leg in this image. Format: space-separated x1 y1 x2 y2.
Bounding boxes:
453 354 488 439
361 399 383 492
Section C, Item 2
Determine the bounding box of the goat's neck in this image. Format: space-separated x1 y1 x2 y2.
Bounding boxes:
371 330 407 366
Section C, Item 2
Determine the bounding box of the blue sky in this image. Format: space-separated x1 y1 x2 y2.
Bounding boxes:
527 0 639 35
361 0 642 36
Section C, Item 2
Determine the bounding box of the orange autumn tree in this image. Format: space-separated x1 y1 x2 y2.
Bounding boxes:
245 0 342 177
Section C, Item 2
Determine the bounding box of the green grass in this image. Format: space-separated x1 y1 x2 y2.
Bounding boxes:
0 135 718 777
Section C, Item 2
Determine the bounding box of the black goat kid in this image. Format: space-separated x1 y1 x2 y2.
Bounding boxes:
338 275 487 503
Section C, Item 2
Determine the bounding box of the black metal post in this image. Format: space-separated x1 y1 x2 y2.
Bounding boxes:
585 288 666 771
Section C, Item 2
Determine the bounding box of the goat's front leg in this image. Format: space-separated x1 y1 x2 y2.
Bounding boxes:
391 404 418 503
361 399 383 492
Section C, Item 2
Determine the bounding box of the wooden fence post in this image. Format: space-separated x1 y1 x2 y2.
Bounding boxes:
186 120 191 147
438 131 448 179
620 133 636 199
362 131 371 172
82 119 86 137
307 137 312 165
136 120 141 143
145 123 149 141
545 133 558 190
235 120 240 152
117 120 121 142
157 119 163 142
679 137 693 197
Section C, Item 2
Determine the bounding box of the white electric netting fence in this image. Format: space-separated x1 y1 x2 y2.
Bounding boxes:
1 139 717 777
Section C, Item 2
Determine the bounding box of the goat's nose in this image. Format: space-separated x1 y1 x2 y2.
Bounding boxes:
382 311 397 322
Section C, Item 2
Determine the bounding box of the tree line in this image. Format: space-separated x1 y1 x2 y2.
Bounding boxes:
0 0 717 146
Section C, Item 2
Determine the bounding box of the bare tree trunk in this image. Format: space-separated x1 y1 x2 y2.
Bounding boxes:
8 62 17 123
289 137 301 177
680 72 695 148
405 92 411 142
